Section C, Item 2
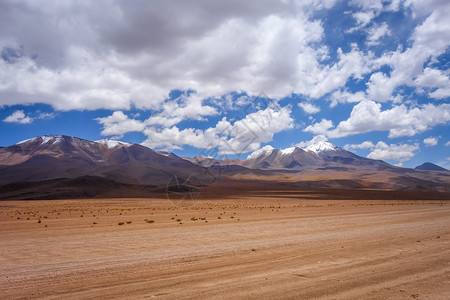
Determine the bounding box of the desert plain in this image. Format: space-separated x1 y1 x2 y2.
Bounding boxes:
1 190 449 299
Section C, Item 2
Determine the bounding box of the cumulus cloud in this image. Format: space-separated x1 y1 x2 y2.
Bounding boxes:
344 141 375 150
146 92 218 127
329 89 367 107
1 0 368 113
37 112 56 120
96 111 146 138
347 0 388 32
0 0 416 115
306 100 450 138
367 141 419 162
414 68 449 88
366 22 391 45
304 119 334 135
429 88 450 100
423 137 438 146
3 110 32 124
98 104 294 154
298 102 321 114
366 2 450 102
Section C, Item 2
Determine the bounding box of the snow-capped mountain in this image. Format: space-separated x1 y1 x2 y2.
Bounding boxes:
246 141 340 160
243 141 392 171
96 138 132 149
247 145 275 159
0 135 212 185
305 141 339 154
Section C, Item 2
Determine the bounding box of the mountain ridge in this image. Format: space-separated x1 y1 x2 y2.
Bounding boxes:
415 162 447 171
0 135 213 186
1 135 449 198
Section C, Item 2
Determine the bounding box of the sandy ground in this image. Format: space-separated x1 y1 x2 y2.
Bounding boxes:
0 194 449 299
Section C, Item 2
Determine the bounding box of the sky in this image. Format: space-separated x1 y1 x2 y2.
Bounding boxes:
0 0 449 169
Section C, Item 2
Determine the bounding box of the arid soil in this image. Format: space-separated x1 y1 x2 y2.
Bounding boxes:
1 193 449 299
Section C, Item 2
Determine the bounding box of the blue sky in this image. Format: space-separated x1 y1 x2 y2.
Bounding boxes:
0 0 449 169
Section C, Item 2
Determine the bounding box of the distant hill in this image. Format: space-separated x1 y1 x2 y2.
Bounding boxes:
415 162 447 171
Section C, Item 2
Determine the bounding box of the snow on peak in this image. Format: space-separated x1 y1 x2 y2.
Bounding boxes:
281 146 297 155
42 136 55 145
305 141 338 154
247 145 274 159
96 139 132 149
16 137 37 145
16 135 63 145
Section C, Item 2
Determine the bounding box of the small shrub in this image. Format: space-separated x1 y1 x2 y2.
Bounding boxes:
145 219 155 223
126 221 132 224
118 222 124 225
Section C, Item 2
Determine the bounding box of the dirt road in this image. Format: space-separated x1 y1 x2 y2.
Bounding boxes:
1 196 449 299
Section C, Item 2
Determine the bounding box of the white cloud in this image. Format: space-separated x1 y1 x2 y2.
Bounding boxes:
366 22 391 46
0 1 447 113
414 68 450 100
0 0 394 115
414 68 449 88
344 141 375 150
37 112 56 120
96 111 146 138
367 141 419 162
0 1 362 112
304 119 334 135
386 0 403 12
309 100 450 138
366 3 450 102
138 105 294 154
423 137 438 146
352 10 376 28
347 0 384 32
446 141 450 147
329 89 367 107
429 88 450 100
298 102 321 114
145 92 218 127
3 110 32 124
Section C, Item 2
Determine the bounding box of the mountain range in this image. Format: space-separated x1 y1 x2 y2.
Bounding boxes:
0 135 213 186
0 135 449 199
